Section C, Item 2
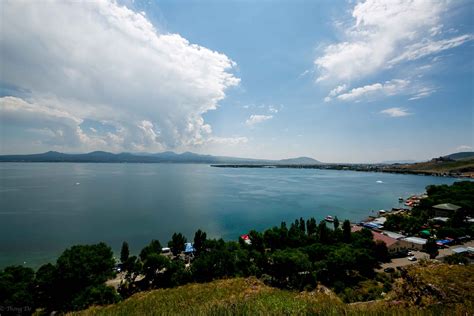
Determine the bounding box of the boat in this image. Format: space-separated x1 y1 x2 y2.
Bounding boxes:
325 215 334 222
398 197 404 202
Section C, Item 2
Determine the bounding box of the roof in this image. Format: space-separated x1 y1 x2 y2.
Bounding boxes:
433 203 461 211
351 226 398 247
452 247 468 253
382 231 406 240
184 242 195 253
372 231 398 247
430 217 449 222
402 237 427 245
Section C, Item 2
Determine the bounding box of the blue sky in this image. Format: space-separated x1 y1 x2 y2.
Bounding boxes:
0 0 473 162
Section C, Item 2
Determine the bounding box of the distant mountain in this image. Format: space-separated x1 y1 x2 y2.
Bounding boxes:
0 151 320 165
277 157 321 165
443 152 474 161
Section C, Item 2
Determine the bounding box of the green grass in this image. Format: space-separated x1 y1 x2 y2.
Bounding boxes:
73 263 474 316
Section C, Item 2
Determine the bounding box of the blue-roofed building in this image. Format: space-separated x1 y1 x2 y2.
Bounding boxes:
184 242 195 254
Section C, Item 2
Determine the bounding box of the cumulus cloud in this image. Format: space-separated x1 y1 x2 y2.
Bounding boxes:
0 0 241 153
245 115 273 126
380 107 412 117
315 0 472 83
333 79 409 101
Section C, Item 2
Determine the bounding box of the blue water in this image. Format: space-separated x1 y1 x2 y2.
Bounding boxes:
0 163 462 268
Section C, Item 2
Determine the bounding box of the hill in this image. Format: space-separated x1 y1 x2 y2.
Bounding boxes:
0 151 320 165
73 262 473 316
443 151 474 161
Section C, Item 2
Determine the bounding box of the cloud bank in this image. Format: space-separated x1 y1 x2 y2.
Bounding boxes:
315 0 472 83
0 0 240 153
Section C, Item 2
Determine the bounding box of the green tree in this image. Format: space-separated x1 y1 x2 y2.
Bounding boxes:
140 239 162 261
168 233 187 256
142 253 170 284
342 220 352 243
193 229 207 256
53 243 116 311
34 263 57 311
373 240 390 263
120 241 130 264
270 249 311 289
425 238 439 259
334 216 340 230
0 265 35 309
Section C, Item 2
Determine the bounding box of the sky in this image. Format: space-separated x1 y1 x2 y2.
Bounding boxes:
0 0 473 163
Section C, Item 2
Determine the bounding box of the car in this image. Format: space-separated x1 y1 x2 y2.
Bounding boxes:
384 267 395 273
408 256 417 261
407 251 414 256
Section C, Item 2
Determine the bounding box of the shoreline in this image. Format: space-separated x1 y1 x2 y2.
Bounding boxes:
211 164 473 179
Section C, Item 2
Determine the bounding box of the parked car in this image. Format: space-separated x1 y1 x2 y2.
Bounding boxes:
408 256 417 261
384 267 395 273
407 251 414 256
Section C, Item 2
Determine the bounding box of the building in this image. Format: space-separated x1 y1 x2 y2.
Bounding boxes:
400 236 427 251
382 231 406 240
352 226 407 255
432 203 461 217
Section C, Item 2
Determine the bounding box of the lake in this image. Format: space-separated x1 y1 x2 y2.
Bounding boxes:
0 163 462 268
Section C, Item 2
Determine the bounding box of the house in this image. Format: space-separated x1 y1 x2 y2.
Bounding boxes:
352 226 407 255
382 231 406 240
184 242 195 254
400 236 427 251
432 203 461 217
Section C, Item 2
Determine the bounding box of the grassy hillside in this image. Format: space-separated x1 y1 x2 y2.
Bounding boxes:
73 262 473 316
386 158 474 176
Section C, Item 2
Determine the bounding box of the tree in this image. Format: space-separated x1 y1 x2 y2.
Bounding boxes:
142 253 169 284
140 240 162 262
53 243 116 311
334 216 340 230
248 230 265 253
306 217 317 236
373 240 389 263
318 221 329 244
0 265 35 310
425 238 439 259
34 263 57 311
270 249 311 289
193 229 207 256
168 233 187 256
120 241 130 264
342 220 351 243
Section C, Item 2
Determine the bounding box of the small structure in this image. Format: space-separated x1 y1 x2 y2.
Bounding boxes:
184 243 195 254
352 226 407 255
240 234 251 245
382 231 406 240
432 203 461 217
429 217 449 223
400 236 427 251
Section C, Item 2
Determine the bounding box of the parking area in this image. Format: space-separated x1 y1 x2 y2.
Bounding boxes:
378 240 474 271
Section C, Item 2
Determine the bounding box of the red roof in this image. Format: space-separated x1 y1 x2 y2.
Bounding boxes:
351 226 398 247
240 234 250 240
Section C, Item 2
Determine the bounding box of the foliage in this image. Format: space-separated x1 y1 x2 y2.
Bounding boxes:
120 241 129 264
0 265 35 309
168 232 187 256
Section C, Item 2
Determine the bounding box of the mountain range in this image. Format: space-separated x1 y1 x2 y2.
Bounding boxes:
0 151 321 165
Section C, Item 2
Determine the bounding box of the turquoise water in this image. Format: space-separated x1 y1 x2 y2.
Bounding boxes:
0 163 462 268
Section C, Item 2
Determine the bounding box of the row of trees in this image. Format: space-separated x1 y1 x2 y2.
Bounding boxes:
1 217 387 313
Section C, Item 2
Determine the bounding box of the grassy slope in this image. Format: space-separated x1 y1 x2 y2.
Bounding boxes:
389 158 474 174
74 263 473 316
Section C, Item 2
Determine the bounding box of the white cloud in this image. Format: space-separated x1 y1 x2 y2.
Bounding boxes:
409 87 437 100
268 105 279 113
0 0 240 153
245 115 273 126
380 107 412 117
315 0 471 83
335 79 409 101
207 136 248 145
389 35 473 65
456 145 473 151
